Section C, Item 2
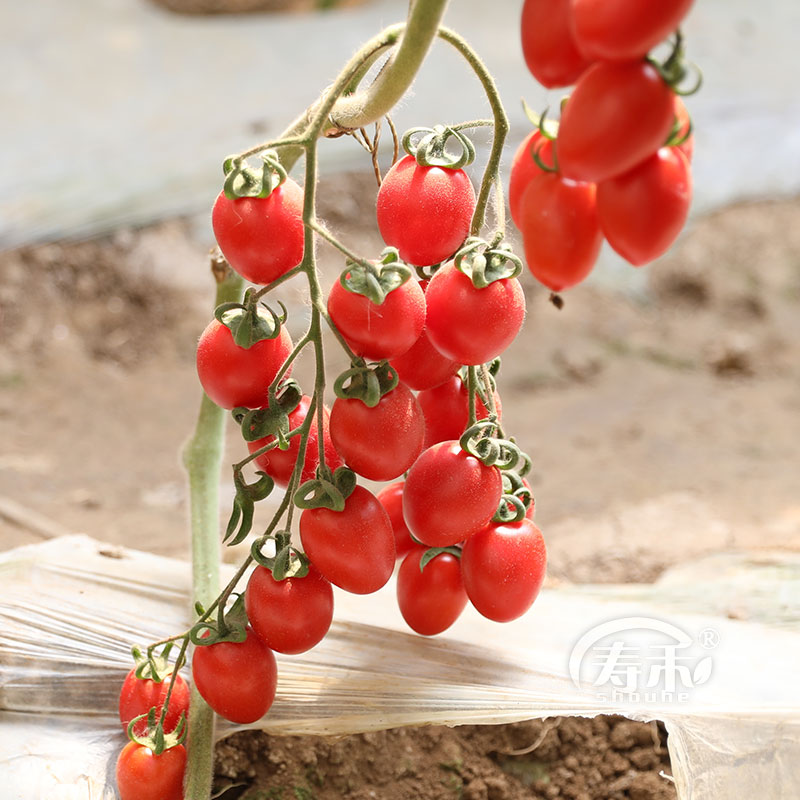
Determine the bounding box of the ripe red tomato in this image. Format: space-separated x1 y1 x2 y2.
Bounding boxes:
116 742 186 800
425 262 526 365
196 319 292 410
673 96 694 163
247 395 342 487
520 0 592 88
327 272 425 361
403 441 503 548
597 147 692 266
118 668 190 737
330 382 425 481
571 0 695 62
397 547 468 636
212 179 305 286
191 626 277 724
376 482 415 559
417 375 501 450
509 131 556 228
460 518 547 622
245 563 333 655
299 485 395 594
376 155 476 266
557 61 675 183
519 172 603 292
389 326 460 390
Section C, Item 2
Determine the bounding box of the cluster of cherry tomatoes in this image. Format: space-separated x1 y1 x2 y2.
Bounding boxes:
512 0 696 293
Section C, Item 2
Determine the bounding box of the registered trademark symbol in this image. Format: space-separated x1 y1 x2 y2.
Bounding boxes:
698 628 720 649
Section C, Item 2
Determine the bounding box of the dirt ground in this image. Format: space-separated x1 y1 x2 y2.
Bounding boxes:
1 175 799 798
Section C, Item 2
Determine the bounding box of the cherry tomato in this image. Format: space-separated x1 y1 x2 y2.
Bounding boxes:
330 382 425 482
191 626 277 724
327 272 426 361
673 96 694 163
571 0 695 62
299 485 395 594
417 375 501 450
557 61 675 183
376 155 476 267
116 742 186 800
403 441 503 548
509 132 556 228
212 178 305 286
389 326 460 391
519 172 603 292
397 547 468 636
196 319 292 410
425 262 526 366
461 518 547 622
118 669 190 737
376 482 415 559
521 0 592 88
247 395 342 487
597 146 692 267
245 563 333 655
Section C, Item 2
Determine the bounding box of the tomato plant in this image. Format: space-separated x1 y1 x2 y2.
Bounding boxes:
116 742 186 800
118 668 190 737
397 547 468 636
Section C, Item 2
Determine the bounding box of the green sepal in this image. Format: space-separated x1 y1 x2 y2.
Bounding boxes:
333 361 399 408
224 469 275 546
402 125 476 169
522 99 559 140
232 380 303 443
493 493 527 523
460 422 523 470
453 236 523 288
130 644 175 683
293 466 357 511
665 113 693 149
419 546 462 571
189 593 248 647
250 530 311 579
126 709 187 753
648 29 703 96
215 290 287 349
340 248 412 306
222 148 288 199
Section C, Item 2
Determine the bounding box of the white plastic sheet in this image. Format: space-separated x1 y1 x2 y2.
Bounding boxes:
0 535 798 799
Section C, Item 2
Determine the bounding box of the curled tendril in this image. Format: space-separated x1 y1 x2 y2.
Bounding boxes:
454 236 523 288
222 149 287 199
333 361 399 408
340 248 412 305
459 422 521 470
402 124 476 170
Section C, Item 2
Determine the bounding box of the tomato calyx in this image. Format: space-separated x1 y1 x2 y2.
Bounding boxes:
293 465 357 512
250 529 310 580
459 421 522 470
522 99 560 141
190 593 248 647
664 112 694 150
648 30 702 96
129 644 179 683
453 235 523 288
222 148 287 199
215 289 288 349
224 468 275 545
339 247 412 306
126 707 187 755
402 124 476 170
333 361 399 408
419 545 462 571
495 463 535 523
233 380 303 443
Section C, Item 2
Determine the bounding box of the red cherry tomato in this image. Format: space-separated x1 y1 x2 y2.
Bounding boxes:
116 742 186 800
397 547 468 636
403 441 503 548
597 146 692 267
557 61 675 183
389 327 460 391
571 0 695 62
376 482 415 559
212 179 305 285
461 518 547 622
299 485 395 594
196 319 292 410
673 96 694 163
327 273 426 361
519 172 602 292
330 382 425 482
191 626 277 724
247 395 342 487
509 132 556 228
521 0 592 88
376 155 476 267
425 262 526 366
245 563 333 655
118 669 190 737
417 375 501 450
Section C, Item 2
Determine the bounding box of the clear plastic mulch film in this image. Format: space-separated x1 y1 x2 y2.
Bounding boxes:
0 536 798 799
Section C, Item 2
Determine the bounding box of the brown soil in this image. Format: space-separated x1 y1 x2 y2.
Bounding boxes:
2 175 799 797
